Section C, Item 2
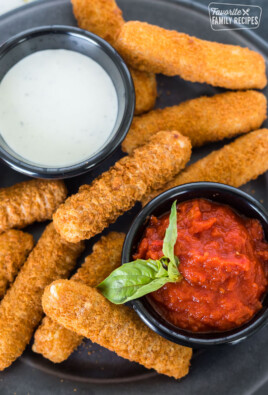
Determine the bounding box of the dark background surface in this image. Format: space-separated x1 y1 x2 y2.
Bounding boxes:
0 0 267 394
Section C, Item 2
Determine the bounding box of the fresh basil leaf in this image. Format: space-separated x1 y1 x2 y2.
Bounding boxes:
97 259 171 304
98 200 183 305
121 276 172 304
167 259 180 280
162 200 178 265
154 260 169 278
162 200 181 278
159 256 178 280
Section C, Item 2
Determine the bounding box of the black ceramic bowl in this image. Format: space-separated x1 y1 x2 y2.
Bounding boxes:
0 26 135 178
122 182 268 347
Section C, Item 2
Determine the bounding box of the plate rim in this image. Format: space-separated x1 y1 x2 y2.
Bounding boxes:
0 0 267 387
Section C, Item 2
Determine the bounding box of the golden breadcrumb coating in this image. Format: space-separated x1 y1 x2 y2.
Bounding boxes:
43 280 192 379
122 90 267 154
33 232 125 363
0 179 67 234
142 129 268 205
116 21 267 89
53 131 192 242
130 68 157 115
71 0 124 46
71 232 125 284
0 230 34 299
71 0 157 114
0 223 84 370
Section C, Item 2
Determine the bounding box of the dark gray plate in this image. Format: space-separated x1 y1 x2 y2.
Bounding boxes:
0 0 267 394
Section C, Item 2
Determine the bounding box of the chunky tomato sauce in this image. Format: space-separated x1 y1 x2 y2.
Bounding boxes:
134 199 268 332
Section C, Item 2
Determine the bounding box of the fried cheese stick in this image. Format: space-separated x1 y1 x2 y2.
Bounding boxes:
33 232 125 363
130 69 157 115
71 0 124 46
122 90 267 154
0 223 84 370
116 21 267 90
0 230 34 299
0 179 67 234
53 131 192 243
71 0 157 114
142 129 268 205
42 280 192 379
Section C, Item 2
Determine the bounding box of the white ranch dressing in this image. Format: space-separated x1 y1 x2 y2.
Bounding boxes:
0 0 35 16
0 49 118 167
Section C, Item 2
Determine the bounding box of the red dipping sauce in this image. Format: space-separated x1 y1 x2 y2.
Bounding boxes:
134 199 268 332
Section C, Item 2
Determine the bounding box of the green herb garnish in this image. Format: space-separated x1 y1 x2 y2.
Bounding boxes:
97 201 182 304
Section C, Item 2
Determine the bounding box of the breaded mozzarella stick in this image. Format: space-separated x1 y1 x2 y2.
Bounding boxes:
142 129 268 205
0 223 84 370
116 21 267 90
33 232 125 363
53 131 192 242
130 68 157 115
71 0 157 114
0 230 34 298
122 90 267 154
42 280 192 379
0 179 67 233
71 0 124 46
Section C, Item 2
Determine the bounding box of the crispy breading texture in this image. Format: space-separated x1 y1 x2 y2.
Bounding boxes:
71 0 157 114
53 131 192 242
142 129 268 205
0 223 84 370
122 90 267 154
42 280 192 379
33 232 125 363
71 0 124 46
0 179 67 234
116 21 267 89
0 230 34 299
130 68 157 115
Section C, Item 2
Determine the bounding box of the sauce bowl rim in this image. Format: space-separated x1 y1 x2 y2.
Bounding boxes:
0 25 135 178
122 182 268 347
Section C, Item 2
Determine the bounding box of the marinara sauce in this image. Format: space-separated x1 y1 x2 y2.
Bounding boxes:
134 199 268 332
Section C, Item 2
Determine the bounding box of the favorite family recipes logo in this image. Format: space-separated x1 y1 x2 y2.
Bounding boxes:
208 3 262 30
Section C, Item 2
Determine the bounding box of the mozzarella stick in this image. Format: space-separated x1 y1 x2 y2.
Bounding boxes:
53 131 192 242
116 21 267 90
122 90 267 154
33 232 124 363
71 0 157 114
43 280 192 379
142 129 268 205
0 230 34 299
0 179 67 234
130 68 157 115
71 0 124 46
0 223 84 370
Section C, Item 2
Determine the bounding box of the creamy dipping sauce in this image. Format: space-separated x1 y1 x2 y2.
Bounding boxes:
0 49 118 167
0 0 34 16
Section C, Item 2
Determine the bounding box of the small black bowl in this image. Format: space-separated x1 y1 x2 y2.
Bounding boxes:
122 182 268 347
0 26 135 178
